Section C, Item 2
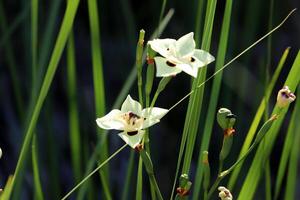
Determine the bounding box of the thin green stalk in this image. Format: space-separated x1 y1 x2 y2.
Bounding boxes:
136 29 145 105
76 10 174 198
9 0 80 194
61 144 128 200
67 32 82 182
193 0 233 198
31 0 38 99
135 29 145 200
32 135 44 200
87 0 111 198
238 50 300 200
135 158 143 200
194 0 205 44
265 160 272 200
157 0 167 36
121 150 135 200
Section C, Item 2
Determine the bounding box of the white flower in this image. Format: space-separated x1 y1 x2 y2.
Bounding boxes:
96 95 168 148
277 86 296 108
148 32 215 78
218 186 233 200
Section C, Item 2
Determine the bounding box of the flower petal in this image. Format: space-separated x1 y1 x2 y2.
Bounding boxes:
176 32 195 57
118 130 145 148
154 56 182 77
193 49 215 65
176 63 198 78
142 107 169 129
148 38 176 58
121 95 142 115
96 109 124 130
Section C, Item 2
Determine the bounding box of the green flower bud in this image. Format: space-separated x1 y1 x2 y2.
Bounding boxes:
179 174 189 187
217 108 236 130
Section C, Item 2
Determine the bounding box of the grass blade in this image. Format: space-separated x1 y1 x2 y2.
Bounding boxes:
31 135 44 200
192 0 233 199
9 0 80 194
87 0 111 198
67 31 82 182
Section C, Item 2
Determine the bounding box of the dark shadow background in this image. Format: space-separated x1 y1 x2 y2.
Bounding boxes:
0 0 299 199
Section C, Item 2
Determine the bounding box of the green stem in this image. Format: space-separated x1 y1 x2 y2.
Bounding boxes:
61 144 127 200
136 29 145 105
121 150 135 200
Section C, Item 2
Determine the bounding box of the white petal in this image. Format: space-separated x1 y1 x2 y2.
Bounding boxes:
193 49 215 65
96 109 124 130
148 38 177 58
176 63 198 78
142 107 169 129
176 32 195 57
154 56 182 77
118 131 145 148
121 95 142 116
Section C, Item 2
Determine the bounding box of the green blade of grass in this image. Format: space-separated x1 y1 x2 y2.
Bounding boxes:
0 175 14 200
237 50 300 200
192 0 233 199
284 87 300 200
67 31 82 182
264 160 272 200
9 0 80 194
170 1 217 198
32 135 44 200
76 10 174 199
31 0 38 98
274 86 300 199
87 0 111 198
181 0 217 175
228 47 290 189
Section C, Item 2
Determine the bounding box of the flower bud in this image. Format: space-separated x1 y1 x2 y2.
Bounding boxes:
217 108 236 131
0 147 2 159
218 186 233 200
277 86 296 108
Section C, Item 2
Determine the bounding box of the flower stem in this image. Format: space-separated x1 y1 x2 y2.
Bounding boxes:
136 29 145 106
61 144 127 200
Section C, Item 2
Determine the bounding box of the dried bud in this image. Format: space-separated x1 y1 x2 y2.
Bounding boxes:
277 86 296 108
218 186 233 200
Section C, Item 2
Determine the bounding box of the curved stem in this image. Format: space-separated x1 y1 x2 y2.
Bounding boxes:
61 144 127 200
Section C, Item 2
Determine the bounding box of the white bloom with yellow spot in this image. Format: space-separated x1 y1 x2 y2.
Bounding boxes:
96 95 168 148
148 32 215 78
